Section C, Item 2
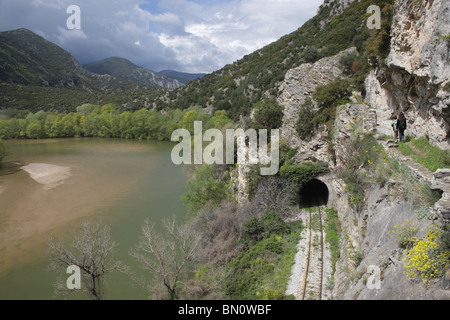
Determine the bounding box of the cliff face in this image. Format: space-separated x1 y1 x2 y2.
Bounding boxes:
277 47 358 163
330 0 450 299
367 0 450 149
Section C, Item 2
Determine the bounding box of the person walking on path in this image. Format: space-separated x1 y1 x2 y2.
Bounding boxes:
397 112 407 142
392 116 399 140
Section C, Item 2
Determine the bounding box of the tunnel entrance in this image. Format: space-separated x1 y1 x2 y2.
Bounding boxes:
299 179 329 208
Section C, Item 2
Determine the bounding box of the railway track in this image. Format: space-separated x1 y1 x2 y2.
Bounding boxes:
299 206 325 300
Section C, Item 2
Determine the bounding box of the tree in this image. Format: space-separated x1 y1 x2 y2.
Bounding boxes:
130 216 201 300
302 46 320 63
48 220 127 300
26 120 43 139
295 98 316 139
313 78 353 110
182 165 229 217
252 99 284 130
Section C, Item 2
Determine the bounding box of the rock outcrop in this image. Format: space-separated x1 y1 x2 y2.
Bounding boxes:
366 0 450 149
277 47 358 163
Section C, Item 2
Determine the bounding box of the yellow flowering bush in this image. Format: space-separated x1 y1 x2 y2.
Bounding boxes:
389 220 419 250
404 226 450 285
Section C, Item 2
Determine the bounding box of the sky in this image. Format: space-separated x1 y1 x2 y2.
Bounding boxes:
0 0 324 74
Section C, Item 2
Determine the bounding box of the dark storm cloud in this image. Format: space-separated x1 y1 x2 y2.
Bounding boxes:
0 0 323 73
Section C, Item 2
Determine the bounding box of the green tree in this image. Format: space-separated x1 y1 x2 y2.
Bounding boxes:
253 99 284 130
182 165 229 217
313 78 353 110
26 120 44 139
295 98 315 139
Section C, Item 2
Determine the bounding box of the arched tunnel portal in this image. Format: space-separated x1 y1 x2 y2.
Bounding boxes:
299 178 330 208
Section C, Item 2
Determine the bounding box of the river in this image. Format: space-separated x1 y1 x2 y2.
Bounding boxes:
0 138 189 300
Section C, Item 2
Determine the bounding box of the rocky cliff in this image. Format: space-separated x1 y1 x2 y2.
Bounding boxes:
277 47 358 164
366 0 450 149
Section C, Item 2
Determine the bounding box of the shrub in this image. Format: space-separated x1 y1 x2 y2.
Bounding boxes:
295 98 315 139
252 99 284 130
312 78 353 129
279 162 329 189
225 231 299 300
313 78 353 111
242 211 290 247
182 165 229 217
339 51 359 75
404 225 450 285
325 208 341 273
389 220 419 250
301 47 320 63
262 289 284 300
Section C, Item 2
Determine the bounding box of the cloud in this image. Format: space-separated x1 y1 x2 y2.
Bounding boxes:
0 0 324 73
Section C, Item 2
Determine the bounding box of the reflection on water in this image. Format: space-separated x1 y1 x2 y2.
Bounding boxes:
0 161 24 176
0 138 188 300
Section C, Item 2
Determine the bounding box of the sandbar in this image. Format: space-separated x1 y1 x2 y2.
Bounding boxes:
21 163 72 190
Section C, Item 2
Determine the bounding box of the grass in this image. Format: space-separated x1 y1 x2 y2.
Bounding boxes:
398 138 450 172
225 220 303 300
325 208 341 274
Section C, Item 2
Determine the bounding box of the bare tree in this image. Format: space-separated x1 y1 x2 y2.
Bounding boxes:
129 216 201 300
194 201 244 266
48 220 127 300
245 176 298 220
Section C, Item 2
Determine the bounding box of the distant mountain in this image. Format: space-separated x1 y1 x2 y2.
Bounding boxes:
0 28 148 93
84 57 183 89
159 70 206 84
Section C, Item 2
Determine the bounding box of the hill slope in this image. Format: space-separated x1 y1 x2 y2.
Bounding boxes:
0 28 163 113
154 0 393 120
159 70 206 84
83 57 183 89
0 28 148 92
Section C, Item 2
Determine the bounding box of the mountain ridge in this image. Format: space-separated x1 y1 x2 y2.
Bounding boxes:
83 57 185 89
0 28 163 95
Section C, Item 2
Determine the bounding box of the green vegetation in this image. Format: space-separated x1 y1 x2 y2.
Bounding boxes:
398 138 450 172
404 225 450 285
339 131 380 211
325 208 341 274
182 165 230 217
252 99 284 130
338 123 441 217
0 82 162 114
0 105 233 141
389 220 419 250
312 78 353 129
226 220 302 300
280 162 329 194
295 98 315 139
242 211 290 248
